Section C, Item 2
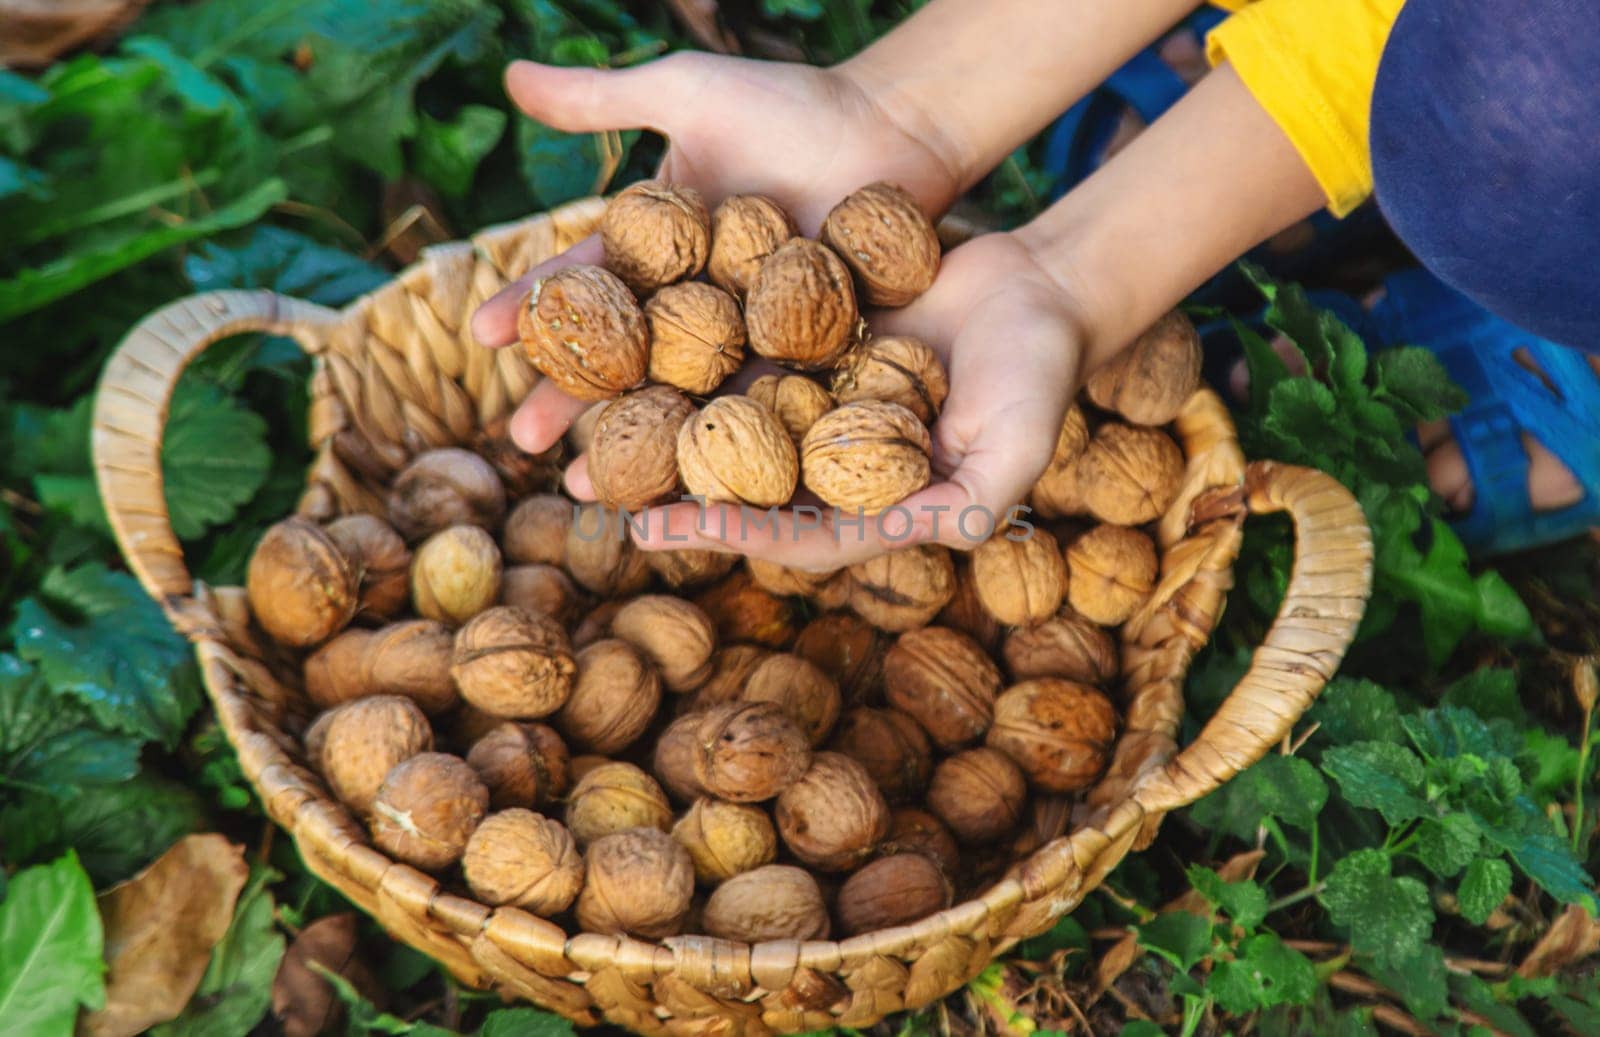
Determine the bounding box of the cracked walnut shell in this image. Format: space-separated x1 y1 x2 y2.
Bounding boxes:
1066 524 1158 626
600 179 710 294
801 400 932 514
462 809 583 914
821 182 940 307
883 626 1001 751
450 606 575 719
677 395 798 508
972 526 1067 626
645 282 745 394
575 827 694 939
831 335 949 423
588 385 695 511
775 751 890 872
518 265 648 401
747 374 834 447
370 752 488 872
745 239 859 370
986 678 1117 793
1085 310 1202 426
1076 423 1185 526
708 194 797 298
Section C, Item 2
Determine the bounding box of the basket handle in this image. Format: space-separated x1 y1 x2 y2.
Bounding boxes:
1131 460 1373 815
93 290 339 603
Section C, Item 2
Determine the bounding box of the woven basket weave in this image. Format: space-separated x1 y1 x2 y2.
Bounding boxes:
92 196 1373 1034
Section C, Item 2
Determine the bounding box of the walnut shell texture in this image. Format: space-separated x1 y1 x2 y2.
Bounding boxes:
610 595 717 692
449 606 575 719
883 626 1002 750
362 619 459 716
792 612 888 707
517 265 648 401
568 401 608 456
694 570 799 648
370 753 488 872
320 696 433 816
701 865 830 943
708 194 797 298
323 514 411 619
693 702 813 803
645 282 746 394
410 525 502 625
556 639 662 754
836 853 952 936
565 762 673 846
1076 423 1185 526
745 239 859 370
827 707 931 803
882 808 961 881
465 721 570 810
462 809 583 913
386 449 507 542
502 494 573 567
1066 524 1159 626
587 385 695 511
821 182 940 307
1028 405 1091 520
500 564 579 623
745 557 841 599
927 747 1027 844
738 653 841 746
247 517 357 647
1003 608 1120 685
575 827 695 939
671 798 778 884
600 180 710 294
565 504 651 596
775 752 890 871
986 678 1118 792
936 558 1004 655
972 527 1068 626
831 335 949 422
746 374 834 447
303 629 375 710
801 400 932 514
1085 310 1202 426
644 548 738 590
681 644 773 714
677 395 799 508
847 545 956 632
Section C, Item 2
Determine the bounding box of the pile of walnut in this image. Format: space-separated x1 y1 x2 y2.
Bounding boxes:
244 180 1204 946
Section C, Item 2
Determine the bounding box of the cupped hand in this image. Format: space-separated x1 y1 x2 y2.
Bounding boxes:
472 51 964 454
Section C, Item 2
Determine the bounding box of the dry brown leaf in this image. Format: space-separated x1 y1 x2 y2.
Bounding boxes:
82 833 249 1037
1518 901 1600 978
273 913 380 1037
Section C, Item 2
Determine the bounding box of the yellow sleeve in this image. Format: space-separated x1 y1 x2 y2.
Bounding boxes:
1205 0 1405 216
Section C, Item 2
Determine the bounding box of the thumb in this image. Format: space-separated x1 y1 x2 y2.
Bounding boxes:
505 55 703 135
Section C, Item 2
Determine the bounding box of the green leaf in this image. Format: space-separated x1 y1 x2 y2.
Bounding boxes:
415 104 507 197
1207 934 1317 1014
1189 754 1328 841
1367 944 1450 1021
1186 866 1267 931
0 653 140 796
1134 912 1213 971
1374 346 1469 423
162 380 272 540
1414 813 1482 877
183 224 388 306
1457 858 1512 925
1319 849 1434 969
1442 668 1526 725
1484 826 1595 908
479 1007 576 1037
0 774 207 886
11 563 201 746
152 867 285 1037
1116 1023 1166 1037
517 119 605 207
0 852 104 1035
1309 677 1406 747
1014 915 1089 961
1322 742 1431 825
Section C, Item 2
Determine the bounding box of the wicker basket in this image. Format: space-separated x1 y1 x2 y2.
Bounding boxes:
92 197 1373 1034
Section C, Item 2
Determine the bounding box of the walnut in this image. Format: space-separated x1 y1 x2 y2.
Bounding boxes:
671 798 778 884
450 606 575 718
645 282 745 394
319 696 433 816
1028 406 1091 520
1066 524 1158 626
247 517 357 647
324 514 410 619
588 386 695 511
700 865 829 943
600 180 710 294
1003 608 1119 685
565 504 651 596
831 335 948 422
475 418 559 498
746 374 834 447
369 753 488 872
972 526 1067 626
502 495 572 567
500 564 579 623
654 702 811 803
881 808 961 881
927 747 1027 844
386 449 507 542
447 702 506 749
745 239 859 370
792 612 887 707
810 570 855 611
568 401 608 456
708 194 797 298
744 559 835 603
517 265 648 401
304 629 375 710
835 853 951 936
462 809 583 914
679 645 773 714
301 710 334 767
575 827 695 938
411 525 502 625
1076 424 1185 526
571 598 626 650
676 395 798 508
739 653 841 746
694 569 799 648
847 545 956 632
644 548 737 590
362 619 459 716
986 678 1117 792
556 639 662 754
565 762 673 846
610 595 717 692
1085 311 1202 426
827 707 931 803
821 182 940 307
800 401 931 515
936 559 1003 655
883 626 1001 750
775 752 890 871
465 721 570 810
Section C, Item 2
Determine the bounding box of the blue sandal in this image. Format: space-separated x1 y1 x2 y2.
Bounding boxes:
1366 269 1600 556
